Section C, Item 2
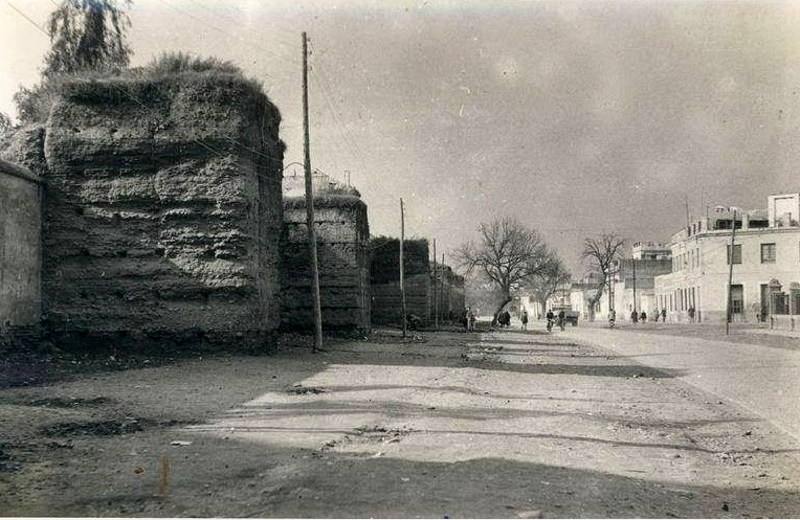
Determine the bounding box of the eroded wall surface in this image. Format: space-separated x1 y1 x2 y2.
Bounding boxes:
370 239 430 326
431 265 465 322
282 196 370 331
38 76 284 350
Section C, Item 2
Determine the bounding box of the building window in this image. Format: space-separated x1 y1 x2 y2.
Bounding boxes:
727 244 742 265
761 243 776 264
731 285 744 315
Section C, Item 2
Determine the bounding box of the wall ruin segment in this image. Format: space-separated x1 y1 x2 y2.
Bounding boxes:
281 196 370 331
40 75 284 350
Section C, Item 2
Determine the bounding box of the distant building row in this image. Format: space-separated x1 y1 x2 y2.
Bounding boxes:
565 193 799 330
655 193 799 328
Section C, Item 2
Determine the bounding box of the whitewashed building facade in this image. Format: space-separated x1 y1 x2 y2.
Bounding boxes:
654 193 800 328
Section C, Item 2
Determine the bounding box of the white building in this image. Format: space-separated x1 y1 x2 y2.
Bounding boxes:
654 193 800 329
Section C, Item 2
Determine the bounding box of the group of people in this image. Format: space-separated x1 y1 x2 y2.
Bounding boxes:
627 309 666 323
460 306 565 333
461 307 534 332
619 308 696 324
545 308 566 332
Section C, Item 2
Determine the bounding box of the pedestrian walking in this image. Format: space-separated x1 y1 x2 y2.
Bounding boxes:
640 311 647 322
468 308 476 332
546 309 554 332
661 308 667 322
521 310 529 330
631 310 638 323
557 309 566 331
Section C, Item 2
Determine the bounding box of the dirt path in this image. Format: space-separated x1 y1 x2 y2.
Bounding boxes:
1 330 798 517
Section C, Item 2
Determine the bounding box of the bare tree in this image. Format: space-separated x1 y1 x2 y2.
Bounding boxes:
528 257 571 318
582 233 626 321
457 217 555 324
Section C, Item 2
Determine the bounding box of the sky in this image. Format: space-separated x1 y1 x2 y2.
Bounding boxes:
2 0 799 276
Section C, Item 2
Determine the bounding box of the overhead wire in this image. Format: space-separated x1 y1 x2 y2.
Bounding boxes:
152 0 367 186
6 1 50 37
307 38 370 181
108 79 283 186
11 0 380 204
154 0 297 71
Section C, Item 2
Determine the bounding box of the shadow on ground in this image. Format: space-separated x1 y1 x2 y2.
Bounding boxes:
43 434 800 518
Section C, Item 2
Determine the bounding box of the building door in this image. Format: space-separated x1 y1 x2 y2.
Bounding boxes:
760 284 769 322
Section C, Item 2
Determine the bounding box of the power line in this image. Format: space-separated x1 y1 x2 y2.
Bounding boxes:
155 0 296 71
6 1 50 37
308 39 369 175
106 79 283 187
183 0 299 46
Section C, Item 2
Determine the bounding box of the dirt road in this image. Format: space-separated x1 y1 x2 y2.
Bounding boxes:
1 329 798 517
562 326 800 441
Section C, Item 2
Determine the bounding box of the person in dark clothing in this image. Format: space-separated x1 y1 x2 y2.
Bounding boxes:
406 314 422 330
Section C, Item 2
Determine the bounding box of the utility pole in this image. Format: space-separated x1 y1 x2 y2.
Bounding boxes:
441 253 446 322
400 198 406 338
302 32 322 352
632 258 637 315
685 195 691 228
433 239 438 330
608 264 615 316
726 208 737 335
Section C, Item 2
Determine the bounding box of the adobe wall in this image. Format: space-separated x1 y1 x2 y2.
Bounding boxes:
0 159 43 345
281 196 370 331
37 75 284 351
431 265 465 322
370 238 430 326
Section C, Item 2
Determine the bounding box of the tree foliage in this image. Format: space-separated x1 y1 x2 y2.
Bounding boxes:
0 112 11 137
581 233 626 320
43 0 132 79
13 0 132 124
457 217 557 322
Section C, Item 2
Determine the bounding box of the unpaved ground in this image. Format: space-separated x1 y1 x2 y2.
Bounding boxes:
0 329 798 518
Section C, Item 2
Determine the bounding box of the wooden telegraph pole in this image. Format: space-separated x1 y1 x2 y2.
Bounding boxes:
726 209 737 335
400 198 406 338
632 258 637 315
433 239 438 330
302 32 323 352
441 253 446 323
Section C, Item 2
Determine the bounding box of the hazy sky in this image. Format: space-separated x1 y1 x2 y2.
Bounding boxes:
2 0 799 274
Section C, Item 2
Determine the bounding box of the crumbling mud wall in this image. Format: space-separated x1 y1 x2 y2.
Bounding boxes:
282 196 370 331
370 238 430 326
37 74 284 351
430 264 465 323
0 159 43 347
